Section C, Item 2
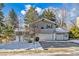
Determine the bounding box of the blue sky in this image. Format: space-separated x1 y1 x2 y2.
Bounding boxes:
3 3 64 16
2 3 78 17
2 3 79 25
2 3 64 24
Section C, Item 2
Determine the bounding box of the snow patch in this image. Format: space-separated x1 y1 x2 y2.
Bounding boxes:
0 42 43 50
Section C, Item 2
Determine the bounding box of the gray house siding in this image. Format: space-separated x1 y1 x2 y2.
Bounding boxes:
55 33 69 41
30 21 56 29
26 19 69 41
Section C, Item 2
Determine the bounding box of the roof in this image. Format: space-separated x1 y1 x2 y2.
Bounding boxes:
25 18 56 26
56 28 69 33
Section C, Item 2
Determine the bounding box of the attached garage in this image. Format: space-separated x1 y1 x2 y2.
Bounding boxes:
36 28 69 41
56 34 64 40
55 28 69 41
35 29 55 41
37 34 54 41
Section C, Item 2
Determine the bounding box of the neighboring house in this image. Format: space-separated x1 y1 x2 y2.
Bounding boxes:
76 17 79 28
25 18 69 41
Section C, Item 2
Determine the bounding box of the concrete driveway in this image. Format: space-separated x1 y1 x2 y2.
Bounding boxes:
39 41 79 49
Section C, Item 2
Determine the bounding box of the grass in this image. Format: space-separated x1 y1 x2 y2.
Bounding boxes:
0 47 76 56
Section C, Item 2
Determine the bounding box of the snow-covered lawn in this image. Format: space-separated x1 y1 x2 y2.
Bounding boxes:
0 41 43 50
0 35 43 50
70 40 79 44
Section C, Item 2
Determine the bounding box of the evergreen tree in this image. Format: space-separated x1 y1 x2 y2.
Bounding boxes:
0 3 4 10
0 3 4 34
24 6 39 42
24 6 39 23
0 4 14 43
8 9 18 29
42 9 56 21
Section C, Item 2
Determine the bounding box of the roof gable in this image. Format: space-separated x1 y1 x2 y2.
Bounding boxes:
28 18 56 25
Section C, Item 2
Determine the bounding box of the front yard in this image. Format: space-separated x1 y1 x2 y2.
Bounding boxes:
0 47 79 56
0 40 79 55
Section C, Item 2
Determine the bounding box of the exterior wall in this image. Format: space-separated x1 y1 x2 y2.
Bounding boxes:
55 34 63 40
55 33 69 40
36 33 69 41
36 34 54 41
31 21 55 29
36 29 54 34
29 20 69 41
63 33 69 40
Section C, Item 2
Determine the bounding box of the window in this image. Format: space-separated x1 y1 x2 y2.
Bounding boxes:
41 27 44 29
46 24 52 29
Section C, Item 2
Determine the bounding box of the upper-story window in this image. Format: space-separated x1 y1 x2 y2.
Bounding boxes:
46 24 52 29
41 27 44 29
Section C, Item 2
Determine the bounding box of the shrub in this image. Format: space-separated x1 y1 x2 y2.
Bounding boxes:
69 26 79 39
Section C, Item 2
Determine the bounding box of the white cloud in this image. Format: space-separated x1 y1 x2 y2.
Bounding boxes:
21 4 43 15
55 9 62 20
70 12 75 17
35 7 42 15
21 10 26 15
25 4 31 10
72 8 76 12
21 4 32 15
69 8 77 17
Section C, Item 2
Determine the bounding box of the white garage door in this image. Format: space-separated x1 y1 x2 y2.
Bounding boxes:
37 34 54 41
56 34 63 40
